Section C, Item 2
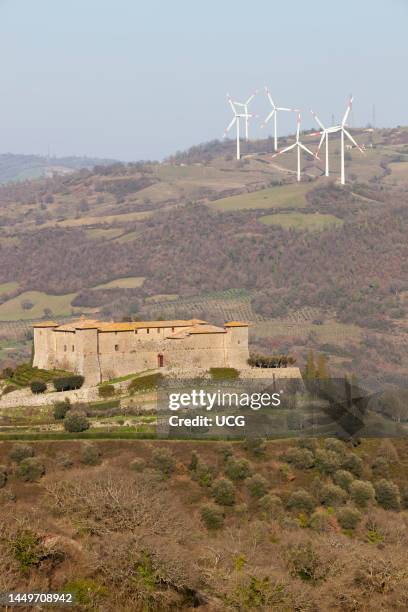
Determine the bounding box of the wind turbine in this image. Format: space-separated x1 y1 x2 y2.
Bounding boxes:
224 92 257 160
271 113 317 182
312 97 364 184
261 87 299 151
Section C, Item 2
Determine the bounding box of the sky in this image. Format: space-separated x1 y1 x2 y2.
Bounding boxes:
0 0 407 161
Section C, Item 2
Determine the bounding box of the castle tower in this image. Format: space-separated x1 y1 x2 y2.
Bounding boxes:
32 321 58 369
224 322 249 369
74 322 101 385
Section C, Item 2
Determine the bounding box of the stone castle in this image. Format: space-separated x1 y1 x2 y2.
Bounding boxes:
33 318 250 385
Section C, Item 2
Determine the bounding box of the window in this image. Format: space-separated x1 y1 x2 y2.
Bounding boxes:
115 344 119 351
64 345 67 352
157 328 160 333
134 330 138 335
146 328 150 334
72 345 75 352
171 327 175 332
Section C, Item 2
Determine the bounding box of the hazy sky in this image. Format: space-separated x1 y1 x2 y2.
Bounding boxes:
0 0 406 161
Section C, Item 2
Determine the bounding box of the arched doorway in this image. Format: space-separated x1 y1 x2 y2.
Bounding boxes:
157 354 164 368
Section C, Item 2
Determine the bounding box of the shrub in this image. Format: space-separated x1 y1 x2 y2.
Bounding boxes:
246 474 268 498
16 458 45 482
319 483 347 506
0 465 7 488
218 443 233 461
314 449 340 474
53 398 71 420
130 458 146 472
2 366 14 379
287 489 315 513
53 375 84 392
297 438 318 452
224 457 252 481
341 453 363 477
401 487 408 510
11 529 43 570
349 480 375 508
200 503 224 530
211 477 235 506
30 380 47 394
336 506 361 530
63 411 90 433
151 447 175 476
286 542 329 584
194 461 214 487
324 438 346 455
283 447 314 469
188 450 199 471
333 469 355 491
310 510 331 532
98 384 115 398
9 443 34 463
374 479 400 510
258 494 283 516
244 437 267 457
209 367 239 381
56 453 73 469
371 456 390 478
80 443 101 466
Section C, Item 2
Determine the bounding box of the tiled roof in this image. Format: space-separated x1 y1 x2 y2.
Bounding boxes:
224 321 249 327
37 318 209 333
32 321 58 328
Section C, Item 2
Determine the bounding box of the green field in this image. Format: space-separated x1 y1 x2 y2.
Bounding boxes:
259 211 343 231
0 291 77 320
93 276 145 290
208 183 312 212
0 281 19 295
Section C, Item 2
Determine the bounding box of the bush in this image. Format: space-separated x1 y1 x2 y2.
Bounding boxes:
193 461 214 487
297 438 318 452
283 447 314 469
341 453 363 477
349 480 375 508
243 437 267 457
319 483 347 506
56 453 74 469
224 457 252 481
63 411 90 433
314 449 341 474
324 438 346 455
53 398 71 420
200 503 224 530
336 506 361 530
2 366 14 379
98 384 115 398
246 474 268 498
401 487 408 510
209 367 239 381
218 443 233 461
9 443 34 463
371 456 390 478
16 458 45 482
374 479 400 510
11 529 43 570
211 477 236 506
310 510 331 532
333 469 355 491
188 450 199 471
53 375 84 392
287 489 315 513
151 447 175 476
130 458 146 472
80 443 101 466
3 384 18 394
0 465 7 488
30 380 47 394
258 494 283 516
286 542 329 584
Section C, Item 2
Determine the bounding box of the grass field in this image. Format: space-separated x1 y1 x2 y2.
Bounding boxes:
93 276 145 290
259 211 343 231
0 291 77 320
0 281 19 295
85 227 124 240
208 183 311 212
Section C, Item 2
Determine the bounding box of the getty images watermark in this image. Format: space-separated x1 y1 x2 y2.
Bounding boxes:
166 388 282 428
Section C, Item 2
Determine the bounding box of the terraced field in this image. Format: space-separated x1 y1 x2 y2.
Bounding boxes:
207 183 312 212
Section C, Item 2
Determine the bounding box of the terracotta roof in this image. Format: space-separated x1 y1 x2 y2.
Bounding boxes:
32 321 58 328
224 321 249 327
167 324 226 338
37 318 209 333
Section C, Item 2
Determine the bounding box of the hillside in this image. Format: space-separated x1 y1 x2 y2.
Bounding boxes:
0 127 407 387
0 153 118 184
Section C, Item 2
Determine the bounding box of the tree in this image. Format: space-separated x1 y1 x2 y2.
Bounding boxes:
16 458 45 482
211 477 235 506
349 480 375 508
63 411 90 433
53 399 71 420
246 474 268 498
374 479 400 510
201 504 224 530
304 351 316 380
316 354 329 379
30 380 47 394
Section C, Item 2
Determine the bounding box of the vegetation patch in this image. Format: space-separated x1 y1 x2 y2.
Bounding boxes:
259 212 343 231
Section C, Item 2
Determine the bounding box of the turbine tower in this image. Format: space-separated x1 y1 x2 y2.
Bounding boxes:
310 110 333 177
272 113 317 182
224 92 257 160
261 87 299 151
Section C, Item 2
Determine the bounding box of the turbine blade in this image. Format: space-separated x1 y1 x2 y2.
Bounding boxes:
224 117 237 135
227 95 236 114
277 106 296 112
245 90 258 105
266 89 276 109
296 113 301 141
343 128 365 153
272 143 296 157
342 96 353 126
261 109 275 127
311 109 325 130
299 142 317 157
316 132 326 155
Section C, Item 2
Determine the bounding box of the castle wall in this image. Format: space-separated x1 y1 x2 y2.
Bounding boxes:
224 326 250 368
33 326 57 369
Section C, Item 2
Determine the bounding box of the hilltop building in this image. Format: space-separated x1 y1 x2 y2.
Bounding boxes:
33 318 250 385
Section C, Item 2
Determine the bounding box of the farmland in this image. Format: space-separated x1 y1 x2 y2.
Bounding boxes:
259 211 343 231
